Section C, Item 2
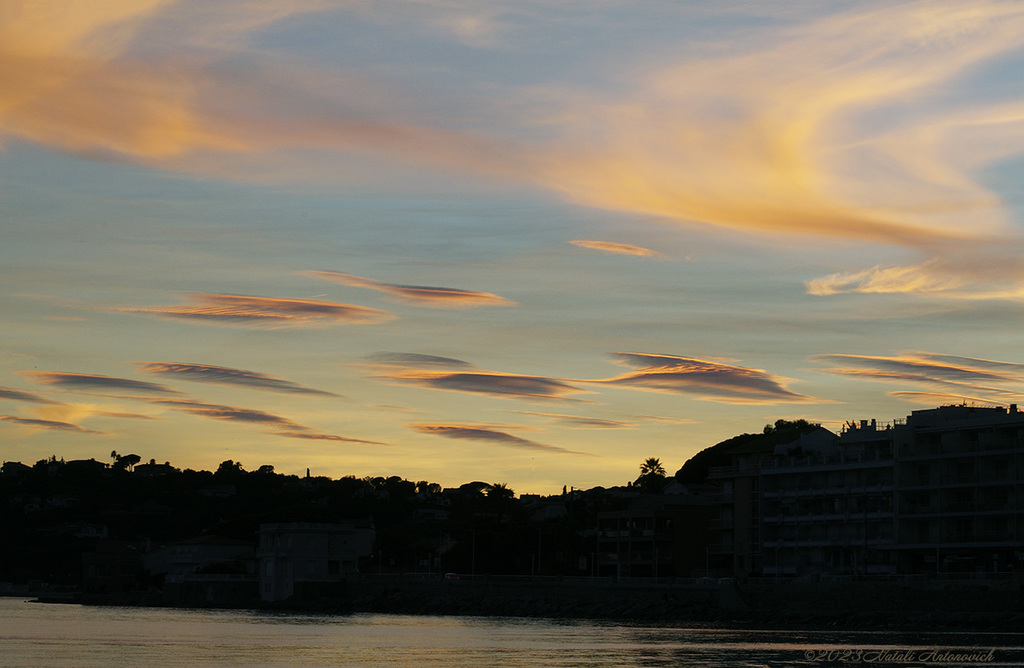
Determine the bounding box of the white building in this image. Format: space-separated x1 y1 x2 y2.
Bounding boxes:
257 521 374 602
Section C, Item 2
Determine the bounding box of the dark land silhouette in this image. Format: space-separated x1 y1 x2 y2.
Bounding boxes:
5 407 1024 629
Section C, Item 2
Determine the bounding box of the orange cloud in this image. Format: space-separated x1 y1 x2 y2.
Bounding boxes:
805 253 1024 300
0 386 58 404
537 3 1024 247
137 362 339 396
307 271 516 308
569 240 662 258
8 1 1024 301
515 411 636 430
366 352 590 401
410 422 589 455
888 391 1002 406
815 352 1024 385
594 352 819 405
273 431 387 445
119 293 392 328
815 352 1024 402
23 371 179 395
0 415 106 435
383 370 590 402
151 398 308 431
148 397 378 444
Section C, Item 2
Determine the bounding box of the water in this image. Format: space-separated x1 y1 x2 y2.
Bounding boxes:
2 597 1023 667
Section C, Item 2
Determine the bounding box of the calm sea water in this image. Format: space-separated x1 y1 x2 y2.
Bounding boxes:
2 597 1023 667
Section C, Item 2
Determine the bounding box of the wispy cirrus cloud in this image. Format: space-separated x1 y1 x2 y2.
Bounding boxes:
307 271 515 308
273 431 386 445
814 352 1024 402
631 414 699 426
95 411 159 420
118 293 392 328
889 391 1003 407
569 240 662 258
0 415 106 435
385 370 589 401
594 353 819 404
149 398 379 444
22 371 179 396
805 255 1024 301
410 423 590 455
367 352 589 401
0 387 57 404
151 399 308 431
541 3 1024 247
137 362 338 396
516 411 636 430
814 352 1024 385
366 352 474 369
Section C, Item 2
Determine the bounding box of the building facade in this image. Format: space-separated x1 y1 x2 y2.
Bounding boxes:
257 521 374 602
712 404 1024 578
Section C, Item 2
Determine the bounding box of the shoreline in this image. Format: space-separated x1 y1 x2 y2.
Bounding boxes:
18 575 1024 632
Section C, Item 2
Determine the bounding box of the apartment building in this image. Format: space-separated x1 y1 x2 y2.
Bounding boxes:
711 404 1024 577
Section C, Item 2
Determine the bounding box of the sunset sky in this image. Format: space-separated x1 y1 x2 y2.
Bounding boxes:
3 1 1024 494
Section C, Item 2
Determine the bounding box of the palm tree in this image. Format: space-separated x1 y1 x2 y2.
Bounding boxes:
487 482 515 500
635 457 668 493
639 457 666 477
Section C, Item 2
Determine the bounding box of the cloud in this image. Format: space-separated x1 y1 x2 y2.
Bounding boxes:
0 0 514 187
539 3 1024 246
814 351 1024 403
0 387 58 404
384 370 590 401
148 397 379 444
569 240 662 258
273 431 387 445
814 352 1024 385
805 260 965 296
516 411 636 429
0 415 106 435
410 423 589 455
594 352 819 404
151 399 308 431
805 255 1024 300
22 371 179 395
95 411 159 420
366 352 475 369
137 362 338 396
367 351 590 401
631 414 699 425
118 293 392 327
9 2 1024 301
307 271 516 308
889 391 1002 406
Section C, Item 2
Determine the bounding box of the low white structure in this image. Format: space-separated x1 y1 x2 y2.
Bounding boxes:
257 521 374 602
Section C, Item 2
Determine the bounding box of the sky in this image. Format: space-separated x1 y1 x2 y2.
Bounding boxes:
3 1 1024 494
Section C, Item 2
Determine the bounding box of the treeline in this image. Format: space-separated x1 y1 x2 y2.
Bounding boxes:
0 455 641 586
1 419 820 588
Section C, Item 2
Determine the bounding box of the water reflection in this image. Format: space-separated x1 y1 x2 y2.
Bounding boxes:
3 599 1024 667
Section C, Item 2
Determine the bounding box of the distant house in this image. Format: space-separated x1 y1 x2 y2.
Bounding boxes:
1 461 31 476
257 521 375 602
134 460 178 477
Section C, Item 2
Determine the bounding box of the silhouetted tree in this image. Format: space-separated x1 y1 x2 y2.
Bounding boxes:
113 453 141 472
639 457 666 477
635 457 667 493
215 460 245 476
